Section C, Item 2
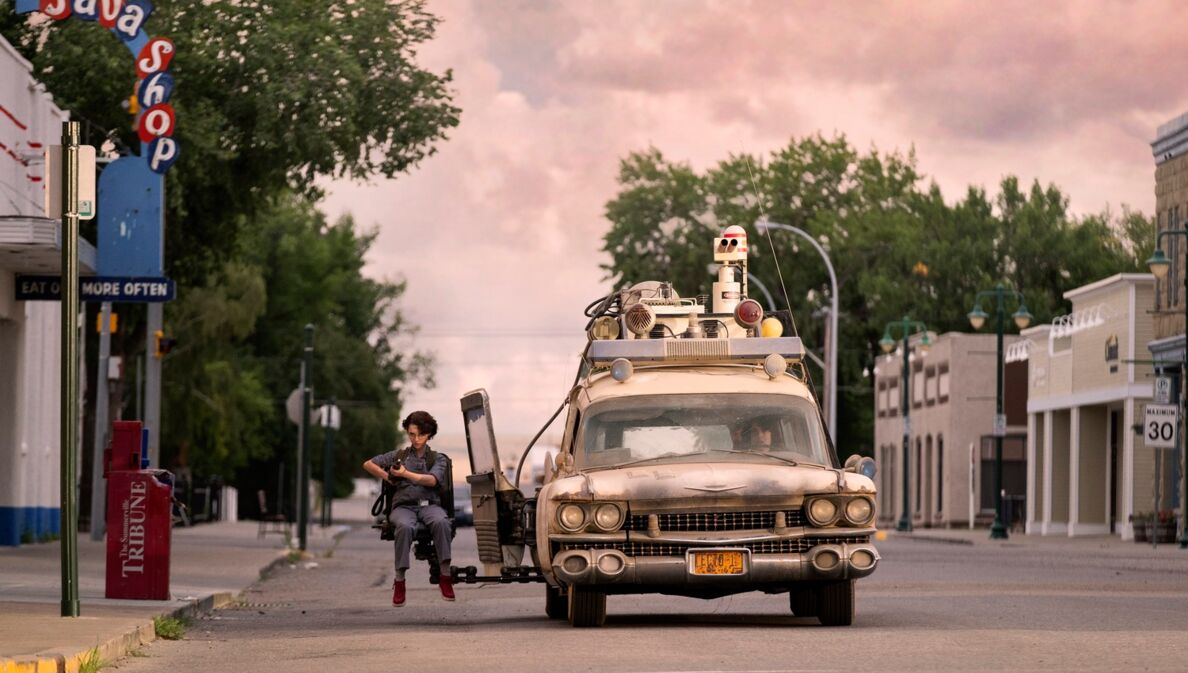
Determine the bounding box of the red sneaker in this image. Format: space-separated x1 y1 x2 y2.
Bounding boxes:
392 579 406 607
439 576 455 602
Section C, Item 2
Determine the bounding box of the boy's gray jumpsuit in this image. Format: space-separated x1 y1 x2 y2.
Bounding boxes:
370 447 451 570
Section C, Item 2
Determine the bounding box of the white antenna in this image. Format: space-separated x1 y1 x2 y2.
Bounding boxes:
742 155 793 323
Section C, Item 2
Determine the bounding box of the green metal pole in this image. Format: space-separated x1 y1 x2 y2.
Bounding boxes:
991 286 1009 539
298 324 314 551
897 318 913 532
60 121 81 617
1181 230 1188 549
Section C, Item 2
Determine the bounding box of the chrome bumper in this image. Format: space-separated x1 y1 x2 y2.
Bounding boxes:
551 542 880 586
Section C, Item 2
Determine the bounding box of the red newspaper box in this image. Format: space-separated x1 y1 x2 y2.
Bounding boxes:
106 469 173 599
104 420 173 600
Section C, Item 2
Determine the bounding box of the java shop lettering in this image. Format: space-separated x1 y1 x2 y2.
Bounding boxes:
121 480 147 577
81 280 168 298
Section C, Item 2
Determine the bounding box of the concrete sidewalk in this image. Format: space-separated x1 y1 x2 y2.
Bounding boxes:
886 525 1188 553
0 519 348 673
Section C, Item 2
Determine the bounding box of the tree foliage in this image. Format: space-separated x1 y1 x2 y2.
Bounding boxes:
602 135 1152 456
163 192 432 493
1 0 460 283
1 3 453 507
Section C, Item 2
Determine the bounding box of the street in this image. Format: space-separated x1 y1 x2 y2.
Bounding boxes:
113 525 1188 673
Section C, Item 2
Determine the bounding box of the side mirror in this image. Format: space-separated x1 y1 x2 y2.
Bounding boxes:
555 452 574 473
844 455 877 479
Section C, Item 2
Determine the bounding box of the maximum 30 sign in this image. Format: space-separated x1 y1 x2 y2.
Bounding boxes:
1144 404 1179 448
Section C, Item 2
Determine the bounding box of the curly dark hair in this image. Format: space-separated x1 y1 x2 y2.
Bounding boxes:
401 410 438 439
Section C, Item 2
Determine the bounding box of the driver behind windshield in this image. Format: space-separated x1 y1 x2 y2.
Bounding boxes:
736 416 779 452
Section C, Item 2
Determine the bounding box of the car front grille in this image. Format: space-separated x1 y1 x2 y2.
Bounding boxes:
565 535 869 557
625 509 807 532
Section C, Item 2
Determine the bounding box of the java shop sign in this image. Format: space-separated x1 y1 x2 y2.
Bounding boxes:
16 274 175 302
17 0 180 174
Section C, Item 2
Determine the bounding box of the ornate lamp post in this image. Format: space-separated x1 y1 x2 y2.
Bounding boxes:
1147 230 1188 550
880 317 931 532
968 285 1032 540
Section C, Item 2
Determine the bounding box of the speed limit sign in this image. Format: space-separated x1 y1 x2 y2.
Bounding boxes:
1144 404 1178 448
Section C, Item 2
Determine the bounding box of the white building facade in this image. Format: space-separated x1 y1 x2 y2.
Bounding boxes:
0 37 95 545
1020 274 1157 539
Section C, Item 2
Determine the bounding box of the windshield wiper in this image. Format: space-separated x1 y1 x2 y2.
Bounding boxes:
707 449 801 467
607 451 694 469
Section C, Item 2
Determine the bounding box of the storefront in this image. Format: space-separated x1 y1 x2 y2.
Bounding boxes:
0 36 96 545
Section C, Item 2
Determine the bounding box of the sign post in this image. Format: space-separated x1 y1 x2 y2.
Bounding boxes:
59 121 81 617
319 400 341 527
298 325 315 551
1144 403 1178 549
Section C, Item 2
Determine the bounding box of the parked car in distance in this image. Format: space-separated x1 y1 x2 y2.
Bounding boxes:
453 482 473 527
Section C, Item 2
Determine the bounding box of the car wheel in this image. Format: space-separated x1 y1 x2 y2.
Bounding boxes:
816 580 854 626
567 586 607 627
789 588 818 617
545 585 567 619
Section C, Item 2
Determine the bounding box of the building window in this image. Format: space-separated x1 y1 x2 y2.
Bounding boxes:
912 368 924 408
937 435 944 512
914 437 923 512
925 367 937 406
938 365 950 403
888 382 898 416
1170 206 1181 308
1157 210 1164 310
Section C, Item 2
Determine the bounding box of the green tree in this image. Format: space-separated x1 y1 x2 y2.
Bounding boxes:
1 0 460 283
163 192 431 496
602 135 1150 458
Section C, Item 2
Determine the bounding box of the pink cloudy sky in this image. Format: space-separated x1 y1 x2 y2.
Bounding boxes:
323 0 1188 445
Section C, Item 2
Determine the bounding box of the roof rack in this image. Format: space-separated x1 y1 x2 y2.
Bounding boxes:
587 337 804 364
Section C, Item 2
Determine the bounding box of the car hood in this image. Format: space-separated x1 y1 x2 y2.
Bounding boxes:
546 461 874 507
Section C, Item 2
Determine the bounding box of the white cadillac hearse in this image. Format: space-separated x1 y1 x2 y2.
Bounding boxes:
457 226 879 627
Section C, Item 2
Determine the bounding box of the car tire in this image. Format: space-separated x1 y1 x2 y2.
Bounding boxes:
816 580 854 626
545 585 567 619
567 586 607 627
789 588 818 617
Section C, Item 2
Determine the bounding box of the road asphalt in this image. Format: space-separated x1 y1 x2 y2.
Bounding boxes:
2 494 1184 673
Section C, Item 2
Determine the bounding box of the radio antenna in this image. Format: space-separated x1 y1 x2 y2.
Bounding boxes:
743 154 793 326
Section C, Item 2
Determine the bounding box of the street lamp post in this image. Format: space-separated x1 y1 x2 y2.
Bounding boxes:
880 317 931 532
1146 227 1188 550
755 218 839 444
967 285 1032 540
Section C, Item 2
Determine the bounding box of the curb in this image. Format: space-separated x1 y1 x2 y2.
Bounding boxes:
0 550 287 673
891 533 975 546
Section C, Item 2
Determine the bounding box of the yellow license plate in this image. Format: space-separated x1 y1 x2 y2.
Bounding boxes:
691 550 745 575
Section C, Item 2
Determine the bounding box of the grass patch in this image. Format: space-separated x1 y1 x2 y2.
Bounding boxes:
77 647 106 673
286 549 304 563
153 615 190 640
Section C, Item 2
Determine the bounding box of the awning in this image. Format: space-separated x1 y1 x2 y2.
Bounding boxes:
0 215 96 274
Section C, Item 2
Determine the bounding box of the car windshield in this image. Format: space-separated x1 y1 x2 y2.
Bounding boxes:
578 393 830 469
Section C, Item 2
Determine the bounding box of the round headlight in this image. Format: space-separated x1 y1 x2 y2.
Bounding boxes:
557 503 587 532
844 497 874 525
593 503 623 531
807 498 839 526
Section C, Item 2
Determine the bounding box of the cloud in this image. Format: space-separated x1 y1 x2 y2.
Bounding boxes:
323 0 1179 436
